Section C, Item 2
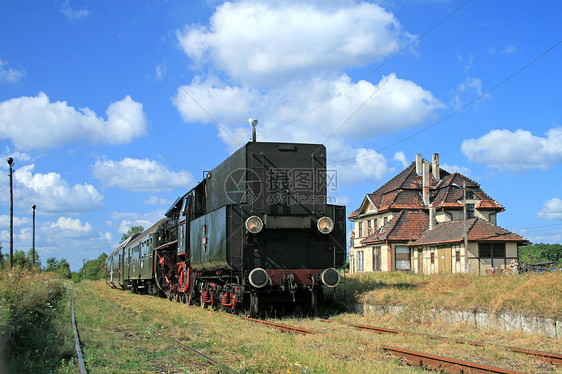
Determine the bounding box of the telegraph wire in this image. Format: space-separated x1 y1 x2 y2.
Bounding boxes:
263 0 473 136
150 56 242 147
323 56 412 145
331 39 562 165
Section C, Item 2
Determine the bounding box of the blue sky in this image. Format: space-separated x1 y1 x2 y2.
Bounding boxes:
0 0 560 271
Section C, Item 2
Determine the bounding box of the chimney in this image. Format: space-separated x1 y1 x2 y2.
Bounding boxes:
422 162 430 205
415 154 422 175
432 153 440 180
429 206 436 230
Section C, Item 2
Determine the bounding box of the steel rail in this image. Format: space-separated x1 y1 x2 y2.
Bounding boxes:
241 317 319 334
320 319 562 365
381 345 523 374
245 317 526 374
71 294 87 374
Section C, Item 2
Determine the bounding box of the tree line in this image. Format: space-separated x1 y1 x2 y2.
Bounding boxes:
519 243 562 266
0 242 107 281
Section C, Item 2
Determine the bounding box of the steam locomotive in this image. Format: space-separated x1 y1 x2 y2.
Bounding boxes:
106 141 346 315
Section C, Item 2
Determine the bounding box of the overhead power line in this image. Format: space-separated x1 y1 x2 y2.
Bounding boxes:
331 39 562 165
263 0 473 136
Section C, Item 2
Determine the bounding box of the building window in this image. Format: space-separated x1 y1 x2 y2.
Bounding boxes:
430 252 435 264
373 246 381 271
357 251 364 272
384 216 388 225
466 204 475 219
479 243 506 258
374 219 378 231
466 191 474 200
455 250 460 262
367 220 372 235
358 221 363 237
395 246 410 271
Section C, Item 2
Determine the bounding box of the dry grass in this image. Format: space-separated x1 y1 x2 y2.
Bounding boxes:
80 281 427 373
345 271 562 317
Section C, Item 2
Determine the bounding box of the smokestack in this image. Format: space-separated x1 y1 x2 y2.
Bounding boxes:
423 162 430 205
416 154 422 175
429 206 436 230
432 153 440 181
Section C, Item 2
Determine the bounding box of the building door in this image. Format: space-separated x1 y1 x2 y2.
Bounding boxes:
438 247 452 274
395 246 410 271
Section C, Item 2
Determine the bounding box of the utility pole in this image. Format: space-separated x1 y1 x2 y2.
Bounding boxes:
7 157 14 269
463 181 469 273
32 204 36 268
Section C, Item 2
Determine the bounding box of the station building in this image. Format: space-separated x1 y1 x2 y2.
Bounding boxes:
348 154 529 275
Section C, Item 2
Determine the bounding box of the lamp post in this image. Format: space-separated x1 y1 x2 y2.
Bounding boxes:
32 204 36 268
7 157 14 268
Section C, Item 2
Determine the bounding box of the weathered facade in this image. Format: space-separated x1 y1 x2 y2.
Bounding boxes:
348 154 529 275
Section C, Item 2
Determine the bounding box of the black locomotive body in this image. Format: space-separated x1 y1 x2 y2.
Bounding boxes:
107 141 346 315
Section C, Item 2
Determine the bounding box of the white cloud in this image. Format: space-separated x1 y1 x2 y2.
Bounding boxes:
144 196 172 206
0 215 29 228
177 1 408 85
538 198 562 220
441 163 471 177
173 73 440 185
109 210 165 234
59 0 91 21
174 73 442 146
2 147 31 164
393 151 409 168
0 92 147 150
93 157 195 192
0 60 25 83
461 127 562 172
173 1 443 187
332 145 395 185
49 217 93 234
0 164 104 214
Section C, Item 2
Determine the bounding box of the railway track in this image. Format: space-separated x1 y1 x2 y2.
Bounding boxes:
320 318 562 366
87 285 558 373
241 317 527 374
84 289 239 374
71 294 87 374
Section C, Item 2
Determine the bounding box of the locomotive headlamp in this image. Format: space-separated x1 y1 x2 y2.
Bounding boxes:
245 216 263 234
321 268 340 288
249 267 268 288
316 217 334 234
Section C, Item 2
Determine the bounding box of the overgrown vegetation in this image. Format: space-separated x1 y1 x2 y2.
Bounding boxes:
519 243 562 266
71 253 107 283
0 267 74 373
342 271 562 317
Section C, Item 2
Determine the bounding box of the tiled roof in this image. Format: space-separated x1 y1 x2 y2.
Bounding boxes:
432 173 503 211
411 218 529 246
361 210 429 244
350 159 503 220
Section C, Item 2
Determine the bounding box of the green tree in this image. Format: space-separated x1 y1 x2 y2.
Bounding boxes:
81 253 108 280
120 225 144 243
43 257 71 279
12 249 40 268
519 243 562 266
